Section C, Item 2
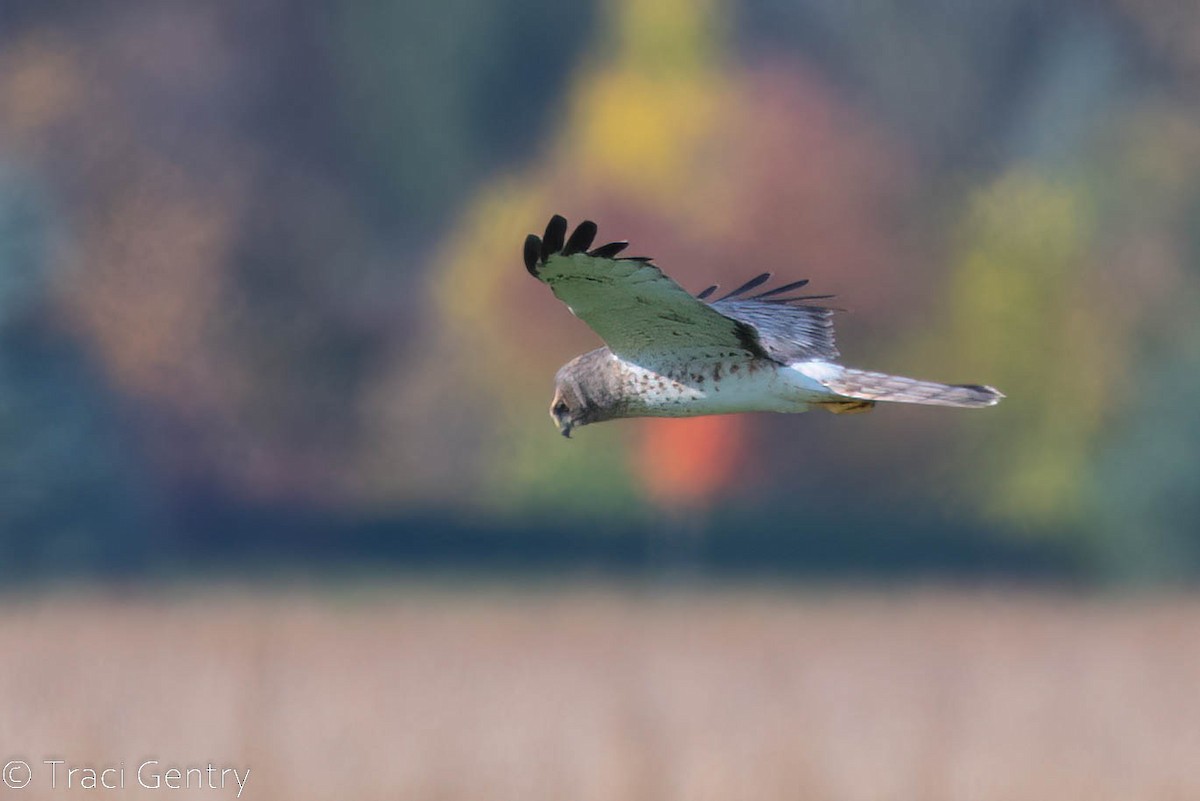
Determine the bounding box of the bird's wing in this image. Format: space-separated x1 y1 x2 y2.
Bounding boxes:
525 215 839 364
525 215 765 363
709 283 839 362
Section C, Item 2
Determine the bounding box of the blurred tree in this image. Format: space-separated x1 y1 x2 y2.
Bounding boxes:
928 171 1107 528
1088 327 1200 580
331 0 598 229
0 168 155 575
0 0 601 508
1 0 1198 578
1114 0 1200 84
1079 109 1200 579
736 1 1125 172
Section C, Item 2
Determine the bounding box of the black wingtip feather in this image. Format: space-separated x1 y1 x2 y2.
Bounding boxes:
524 215 656 277
523 235 542 275
751 279 810 300
696 284 719 300
541 215 568 262
763 293 837 304
588 241 628 259
717 272 772 301
562 220 597 256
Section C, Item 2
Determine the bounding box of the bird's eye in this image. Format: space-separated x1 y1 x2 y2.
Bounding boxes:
553 401 569 416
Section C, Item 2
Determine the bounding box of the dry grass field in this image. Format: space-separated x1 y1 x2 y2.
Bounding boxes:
2 584 1200 800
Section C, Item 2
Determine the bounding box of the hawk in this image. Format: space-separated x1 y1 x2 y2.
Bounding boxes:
524 215 1003 437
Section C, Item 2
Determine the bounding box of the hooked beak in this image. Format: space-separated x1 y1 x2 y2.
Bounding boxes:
558 420 573 438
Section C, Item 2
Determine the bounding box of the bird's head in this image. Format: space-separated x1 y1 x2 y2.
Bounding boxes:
549 348 624 438
549 388 582 438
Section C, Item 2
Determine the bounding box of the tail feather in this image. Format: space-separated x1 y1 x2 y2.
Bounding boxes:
822 368 1004 409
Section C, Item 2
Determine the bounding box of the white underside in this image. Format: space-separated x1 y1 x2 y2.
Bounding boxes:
619 357 846 417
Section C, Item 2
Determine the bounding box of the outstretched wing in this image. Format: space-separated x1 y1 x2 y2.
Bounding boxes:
524 215 765 362
524 215 839 364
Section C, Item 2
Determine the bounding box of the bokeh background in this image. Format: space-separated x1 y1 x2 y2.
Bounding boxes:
2 0 1200 798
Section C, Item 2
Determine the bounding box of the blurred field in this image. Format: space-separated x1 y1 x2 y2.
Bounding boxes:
3 585 1200 800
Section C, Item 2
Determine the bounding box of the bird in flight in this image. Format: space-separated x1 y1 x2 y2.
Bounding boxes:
525 215 1003 437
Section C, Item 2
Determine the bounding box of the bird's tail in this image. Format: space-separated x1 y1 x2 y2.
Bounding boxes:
821 368 1004 409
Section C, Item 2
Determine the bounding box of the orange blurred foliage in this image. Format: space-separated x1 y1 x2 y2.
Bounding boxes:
634 415 747 510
